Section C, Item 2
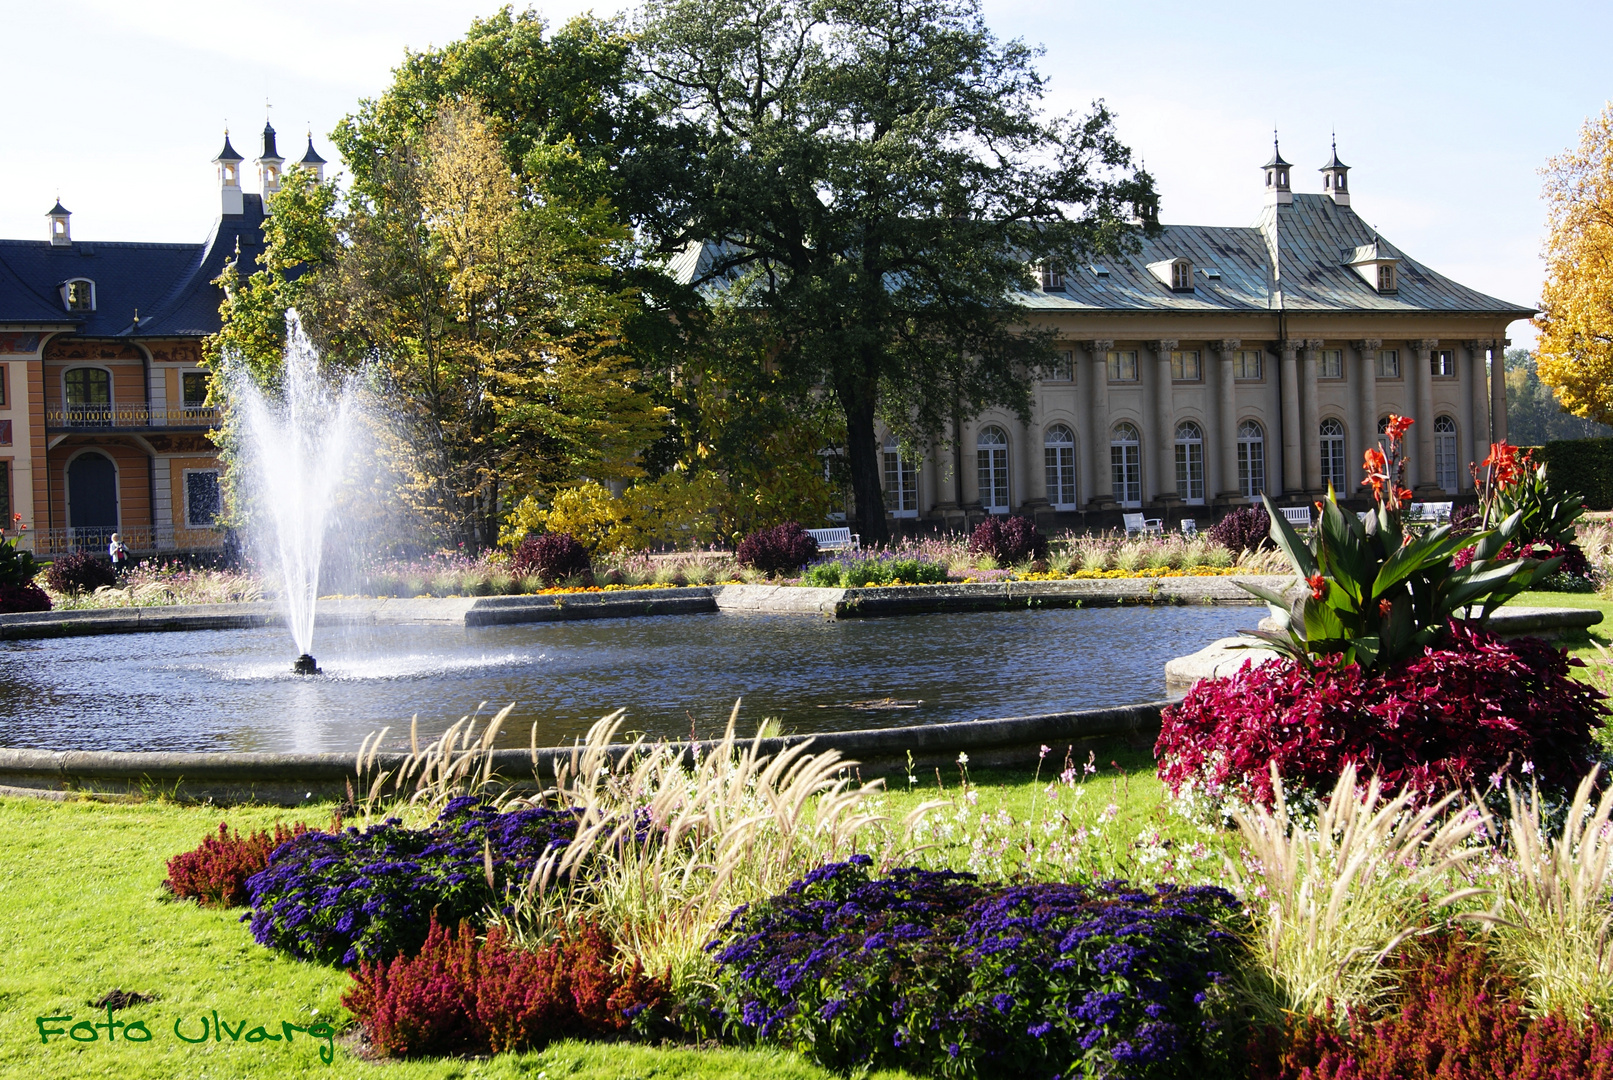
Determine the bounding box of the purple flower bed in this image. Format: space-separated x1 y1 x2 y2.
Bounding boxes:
701 856 1245 1079
245 797 578 966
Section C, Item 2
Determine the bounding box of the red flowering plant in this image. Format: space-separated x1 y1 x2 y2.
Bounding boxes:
1157 415 1602 813
0 513 49 613
1456 441 1590 586
1240 416 1553 674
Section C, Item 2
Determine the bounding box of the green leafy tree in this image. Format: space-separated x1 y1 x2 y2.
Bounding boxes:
1504 348 1613 444
636 0 1157 543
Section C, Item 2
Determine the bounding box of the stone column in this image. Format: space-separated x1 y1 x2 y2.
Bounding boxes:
1355 339 1381 495
1413 338 1439 493
1467 339 1493 458
1076 344 1096 508
1491 337 1509 443
1301 339 1324 494
1461 341 1485 490
1151 340 1178 506
1019 406 1047 514
1279 340 1300 496
1087 340 1114 509
1212 339 1242 502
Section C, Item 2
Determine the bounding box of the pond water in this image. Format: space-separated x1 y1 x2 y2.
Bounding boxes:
0 606 1261 754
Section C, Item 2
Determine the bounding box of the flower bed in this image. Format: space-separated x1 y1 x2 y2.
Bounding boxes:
701 856 1246 1079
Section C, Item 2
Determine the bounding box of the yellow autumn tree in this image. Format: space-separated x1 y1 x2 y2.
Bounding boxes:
1536 103 1613 427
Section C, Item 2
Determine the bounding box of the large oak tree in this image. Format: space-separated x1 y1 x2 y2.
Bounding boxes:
636 0 1157 542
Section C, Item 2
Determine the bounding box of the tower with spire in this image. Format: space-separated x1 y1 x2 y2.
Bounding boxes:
46 200 71 246
1263 133 1292 206
257 120 284 199
297 132 327 184
1320 136 1350 207
213 131 245 215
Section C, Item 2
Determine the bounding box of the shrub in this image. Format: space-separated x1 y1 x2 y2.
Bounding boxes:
1208 506 1271 555
246 798 578 965
45 551 118 595
344 916 664 1058
165 821 312 908
802 553 948 588
1249 933 1613 1080
1157 619 1609 810
703 856 1246 1080
735 522 818 575
509 533 591 586
968 515 1047 564
0 582 51 613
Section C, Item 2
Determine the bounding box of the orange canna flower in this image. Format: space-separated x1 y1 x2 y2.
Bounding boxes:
1385 414 1414 440
1378 598 1393 618
1307 573 1328 602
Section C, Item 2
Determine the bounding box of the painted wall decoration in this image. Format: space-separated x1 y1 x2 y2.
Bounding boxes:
0 334 40 354
44 340 143 362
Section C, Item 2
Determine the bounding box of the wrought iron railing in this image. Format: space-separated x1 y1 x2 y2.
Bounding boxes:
45 404 219 430
8 525 226 556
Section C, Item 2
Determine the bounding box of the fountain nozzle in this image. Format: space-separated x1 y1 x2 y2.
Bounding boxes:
291 654 323 676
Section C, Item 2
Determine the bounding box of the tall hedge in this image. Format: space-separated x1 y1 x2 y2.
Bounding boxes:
1523 438 1613 510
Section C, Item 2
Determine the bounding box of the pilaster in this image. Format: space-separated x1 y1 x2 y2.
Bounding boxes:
1150 340 1179 506
1355 339 1381 495
1211 339 1242 503
1279 340 1300 496
1413 338 1439 494
1086 340 1114 509
1301 339 1324 494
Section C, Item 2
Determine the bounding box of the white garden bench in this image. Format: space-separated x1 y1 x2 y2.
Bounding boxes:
806 527 859 551
1180 518 1197 536
1123 512 1163 537
1408 501 1453 524
1280 506 1313 529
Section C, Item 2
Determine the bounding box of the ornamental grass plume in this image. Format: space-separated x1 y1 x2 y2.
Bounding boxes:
1230 762 1488 1022
1473 770 1613 1020
509 704 937 987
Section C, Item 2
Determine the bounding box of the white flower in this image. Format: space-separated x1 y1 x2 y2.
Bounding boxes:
956 752 969 765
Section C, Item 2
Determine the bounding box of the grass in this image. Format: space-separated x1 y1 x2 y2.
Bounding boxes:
0 794 921 1080
1508 589 1613 663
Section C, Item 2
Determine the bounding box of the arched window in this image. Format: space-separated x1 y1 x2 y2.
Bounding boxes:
1044 424 1077 509
1174 421 1204 504
1237 420 1265 498
64 367 112 427
882 437 917 518
1434 415 1458 493
1110 422 1141 508
1320 418 1346 491
976 425 1009 512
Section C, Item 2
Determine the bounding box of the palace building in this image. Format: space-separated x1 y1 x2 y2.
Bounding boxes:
843 139 1529 530
0 122 327 556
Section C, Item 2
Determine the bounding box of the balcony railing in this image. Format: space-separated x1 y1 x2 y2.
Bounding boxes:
9 525 227 557
45 404 219 431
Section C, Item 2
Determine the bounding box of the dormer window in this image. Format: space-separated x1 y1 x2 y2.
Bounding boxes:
61 279 95 312
1377 264 1397 293
1148 258 1194 292
1038 263 1064 291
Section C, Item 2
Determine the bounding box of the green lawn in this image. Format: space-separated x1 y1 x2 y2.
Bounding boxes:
0 796 925 1080
1511 588 1613 661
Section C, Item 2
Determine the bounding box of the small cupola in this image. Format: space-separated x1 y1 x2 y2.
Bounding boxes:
213 131 245 216
46 200 71 246
1320 136 1350 207
1263 134 1292 206
298 132 327 184
257 120 285 199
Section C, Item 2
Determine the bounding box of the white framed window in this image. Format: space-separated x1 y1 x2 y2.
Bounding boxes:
882 439 918 518
64 366 112 427
182 371 211 408
976 425 1009 512
1045 350 1074 382
1174 421 1205 504
1170 350 1201 381
1234 349 1263 380
1171 261 1193 291
1434 416 1458 493
184 469 222 528
1377 264 1398 292
819 446 843 484
1106 350 1139 382
1319 349 1343 379
1110 422 1142 508
1044 424 1077 509
1320 418 1346 491
1237 420 1265 498
1039 263 1064 291
1375 349 1400 379
1431 349 1455 377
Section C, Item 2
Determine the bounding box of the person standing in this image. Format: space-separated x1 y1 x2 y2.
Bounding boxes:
108 533 130 574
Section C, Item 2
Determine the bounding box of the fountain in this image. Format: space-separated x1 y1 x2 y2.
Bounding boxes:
229 312 363 675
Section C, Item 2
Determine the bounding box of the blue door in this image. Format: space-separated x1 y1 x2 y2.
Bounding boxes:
68 452 118 540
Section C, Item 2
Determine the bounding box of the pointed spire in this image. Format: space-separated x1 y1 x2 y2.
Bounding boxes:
1322 132 1347 170
299 132 326 166
213 130 243 164
260 120 280 162
1263 129 1292 169
1262 129 1292 206
1320 132 1351 206
47 199 71 246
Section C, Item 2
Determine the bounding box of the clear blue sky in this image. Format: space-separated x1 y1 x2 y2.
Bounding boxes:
3 0 1607 347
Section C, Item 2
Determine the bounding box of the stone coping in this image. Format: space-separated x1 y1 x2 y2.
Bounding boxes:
1164 605 1605 687
0 701 1165 806
0 578 1282 639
